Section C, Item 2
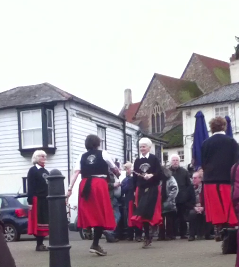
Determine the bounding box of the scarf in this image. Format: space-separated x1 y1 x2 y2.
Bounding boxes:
194 183 202 205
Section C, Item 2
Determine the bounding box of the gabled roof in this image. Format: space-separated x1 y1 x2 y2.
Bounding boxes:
181 53 230 85
119 102 140 122
178 82 239 108
134 73 203 117
0 82 121 119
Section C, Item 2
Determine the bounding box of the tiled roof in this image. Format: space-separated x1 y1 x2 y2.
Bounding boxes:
120 102 140 122
0 82 121 119
155 74 203 104
196 53 229 71
178 82 239 108
161 124 183 148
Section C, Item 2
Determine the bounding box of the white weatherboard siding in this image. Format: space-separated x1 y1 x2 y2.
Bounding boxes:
125 122 139 163
0 103 68 193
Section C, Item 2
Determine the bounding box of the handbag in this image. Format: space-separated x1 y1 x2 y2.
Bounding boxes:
221 163 238 255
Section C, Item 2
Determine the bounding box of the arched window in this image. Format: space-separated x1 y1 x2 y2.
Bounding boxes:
151 104 165 133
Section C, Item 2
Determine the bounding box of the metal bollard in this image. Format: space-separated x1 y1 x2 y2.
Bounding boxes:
46 169 71 267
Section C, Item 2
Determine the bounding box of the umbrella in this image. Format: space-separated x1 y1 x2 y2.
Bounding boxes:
225 116 233 137
192 111 209 169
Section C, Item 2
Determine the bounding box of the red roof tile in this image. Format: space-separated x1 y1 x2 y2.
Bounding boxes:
123 102 140 122
195 53 229 71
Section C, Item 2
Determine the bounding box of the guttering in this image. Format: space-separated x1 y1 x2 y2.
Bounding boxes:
64 102 70 184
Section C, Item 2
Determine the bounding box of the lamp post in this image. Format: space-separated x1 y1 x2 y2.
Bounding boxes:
46 169 71 267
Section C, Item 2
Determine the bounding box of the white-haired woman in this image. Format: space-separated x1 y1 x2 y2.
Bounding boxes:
131 137 162 248
27 150 49 251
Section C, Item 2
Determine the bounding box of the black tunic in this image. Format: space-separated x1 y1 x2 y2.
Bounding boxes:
27 165 49 224
80 149 109 200
133 154 162 220
201 134 239 184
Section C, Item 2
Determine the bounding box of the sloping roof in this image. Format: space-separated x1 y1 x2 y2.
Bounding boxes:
178 82 239 108
119 102 140 122
0 83 121 119
181 53 230 85
161 125 183 148
155 74 203 104
134 73 203 118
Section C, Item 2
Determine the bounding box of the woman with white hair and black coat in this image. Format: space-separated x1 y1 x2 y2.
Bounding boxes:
131 137 163 248
27 150 49 251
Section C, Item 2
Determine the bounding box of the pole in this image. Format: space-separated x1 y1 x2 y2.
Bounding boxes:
46 169 71 267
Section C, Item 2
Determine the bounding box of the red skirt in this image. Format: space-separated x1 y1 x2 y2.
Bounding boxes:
128 200 134 227
77 177 116 230
28 197 49 237
131 186 162 228
204 184 238 226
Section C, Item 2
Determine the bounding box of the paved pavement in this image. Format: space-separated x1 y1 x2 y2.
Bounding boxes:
8 232 236 267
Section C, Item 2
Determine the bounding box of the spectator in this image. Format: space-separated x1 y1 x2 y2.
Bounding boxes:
158 167 178 241
121 162 142 242
169 154 191 239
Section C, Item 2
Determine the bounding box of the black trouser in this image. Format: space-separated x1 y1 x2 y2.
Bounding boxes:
159 211 176 239
188 211 213 238
175 204 187 237
128 227 142 239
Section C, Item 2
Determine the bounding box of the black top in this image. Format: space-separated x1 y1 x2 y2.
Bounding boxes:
133 154 162 189
170 166 191 204
201 134 239 184
27 165 49 204
81 149 109 177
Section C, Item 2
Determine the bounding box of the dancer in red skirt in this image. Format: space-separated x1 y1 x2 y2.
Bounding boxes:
67 134 120 256
131 137 162 248
201 117 239 241
27 150 49 251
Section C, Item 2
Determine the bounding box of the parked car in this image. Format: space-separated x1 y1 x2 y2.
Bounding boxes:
0 193 28 242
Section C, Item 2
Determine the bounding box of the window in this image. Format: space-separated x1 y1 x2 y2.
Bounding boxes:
151 104 165 133
18 106 55 154
215 106 229 117
163 152 168 163
97 126 106 150
126 135 132 162
178 150 184 162
155 145 161 161
47 109 54 147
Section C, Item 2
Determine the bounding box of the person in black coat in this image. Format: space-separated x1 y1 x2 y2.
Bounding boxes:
201 117 239 241
27 150 49 251
169 154 191 238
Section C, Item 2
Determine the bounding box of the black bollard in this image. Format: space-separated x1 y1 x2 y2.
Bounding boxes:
46 169 71 267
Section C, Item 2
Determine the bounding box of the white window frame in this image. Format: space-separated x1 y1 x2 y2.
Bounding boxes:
215 106 229 117
126 135 132 162
20 109 43 149
46 109 54 147
178 150 184 162
97 126 106 150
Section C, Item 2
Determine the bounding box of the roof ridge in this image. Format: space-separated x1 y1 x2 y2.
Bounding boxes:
44 82 72 100
194 53 229 65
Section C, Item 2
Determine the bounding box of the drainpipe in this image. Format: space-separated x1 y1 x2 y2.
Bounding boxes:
64 102 70 184
123 117 127 163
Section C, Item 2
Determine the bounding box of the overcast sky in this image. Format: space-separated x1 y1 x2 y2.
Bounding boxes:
0 1 238 114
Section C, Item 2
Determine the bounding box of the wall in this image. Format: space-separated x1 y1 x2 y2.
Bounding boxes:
0 103 68 193
182 102 239 166
135 78 177 133
181 54 222 94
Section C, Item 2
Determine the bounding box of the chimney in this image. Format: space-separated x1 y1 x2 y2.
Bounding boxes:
230 56 239 83
124 89 132 108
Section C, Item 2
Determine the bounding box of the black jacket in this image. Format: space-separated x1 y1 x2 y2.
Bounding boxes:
201 133 239 184
170 167 191 204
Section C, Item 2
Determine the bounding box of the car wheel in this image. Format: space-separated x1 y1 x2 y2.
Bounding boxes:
4 224 18 242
